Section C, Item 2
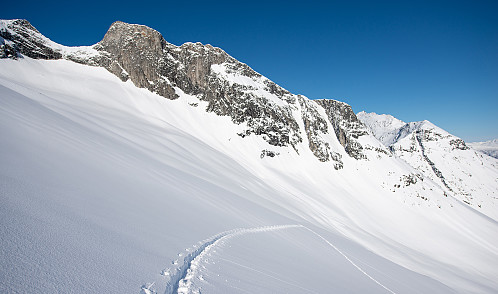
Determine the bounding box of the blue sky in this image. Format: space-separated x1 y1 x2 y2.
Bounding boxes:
3 0 497 141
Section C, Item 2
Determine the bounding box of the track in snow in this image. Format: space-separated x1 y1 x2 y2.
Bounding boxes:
302 226 397 294
142 224 396 294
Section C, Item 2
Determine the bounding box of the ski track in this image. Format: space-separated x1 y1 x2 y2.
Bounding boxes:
302 226 397 294
145 224 396 294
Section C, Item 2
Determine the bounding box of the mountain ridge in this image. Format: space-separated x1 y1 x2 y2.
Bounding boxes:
1 18 498 294
2 18 497 218
358 111 498 216
1 18 383 167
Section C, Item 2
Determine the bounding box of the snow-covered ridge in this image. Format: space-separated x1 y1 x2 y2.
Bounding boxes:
357 111 406 146
358 111 498 219
0 19 99 60
1 20 498 294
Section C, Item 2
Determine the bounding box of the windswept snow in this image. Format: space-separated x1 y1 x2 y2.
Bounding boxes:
1 58 498 294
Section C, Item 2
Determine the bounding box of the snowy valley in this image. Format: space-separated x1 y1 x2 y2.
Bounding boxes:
1 19 498 294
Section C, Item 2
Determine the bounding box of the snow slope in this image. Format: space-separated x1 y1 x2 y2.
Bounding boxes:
357 111 406 146
358 112 498 220
468 139 498 159
1 58 498 294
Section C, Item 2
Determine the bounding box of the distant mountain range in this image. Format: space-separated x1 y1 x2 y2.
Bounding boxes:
468 139 498 159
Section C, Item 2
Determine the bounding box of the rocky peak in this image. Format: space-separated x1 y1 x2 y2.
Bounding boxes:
98 21 168 56
1 19 383 167
92 21 178 98
0 19 62 59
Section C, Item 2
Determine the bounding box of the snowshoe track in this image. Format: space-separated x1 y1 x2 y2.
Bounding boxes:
162 225 300 294
143 224 396 294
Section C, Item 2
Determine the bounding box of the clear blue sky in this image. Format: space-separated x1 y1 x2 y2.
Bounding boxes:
3 0 497 141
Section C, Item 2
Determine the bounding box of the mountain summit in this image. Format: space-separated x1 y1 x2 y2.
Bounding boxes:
1 19 498 294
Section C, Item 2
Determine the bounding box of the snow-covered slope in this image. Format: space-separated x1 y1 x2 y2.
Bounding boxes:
468 139 498 159
1 20 498 294
358 112 498 220
357 111 406 145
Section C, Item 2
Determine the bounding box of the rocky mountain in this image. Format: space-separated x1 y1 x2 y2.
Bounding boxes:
468 139 498 159
359 112 498 219
0 19 389 169
2 19 498 294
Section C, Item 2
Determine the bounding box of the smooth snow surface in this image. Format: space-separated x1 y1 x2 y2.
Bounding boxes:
1 59 498 294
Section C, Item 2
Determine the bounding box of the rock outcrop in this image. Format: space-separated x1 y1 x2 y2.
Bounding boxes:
0 19 62 59
315 99 368 159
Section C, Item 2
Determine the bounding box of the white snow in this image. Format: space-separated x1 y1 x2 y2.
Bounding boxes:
357 111 406 145
1 58 498 294
210 63 288 107
358 111 498 220
0 19 100 59
468 139 498 159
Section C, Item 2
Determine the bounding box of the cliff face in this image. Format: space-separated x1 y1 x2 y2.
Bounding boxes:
315 99 369 160
0 19 385 167
94 21 303 151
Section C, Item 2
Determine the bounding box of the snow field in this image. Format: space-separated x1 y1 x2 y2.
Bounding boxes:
1 58 497 293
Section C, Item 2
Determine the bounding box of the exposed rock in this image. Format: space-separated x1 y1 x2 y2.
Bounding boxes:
315 99 368 159
94 21 178 99
0 19 62 59
449 139 469 150
414 130 453 191
260 150 280 159
297 95 343 168
400 173 423 187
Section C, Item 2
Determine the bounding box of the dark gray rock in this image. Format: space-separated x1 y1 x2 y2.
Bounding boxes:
260 150 280 159
0 19 62 59
315 99 368 160
297 95 343 168
449 138 469 150
94 21 178 99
